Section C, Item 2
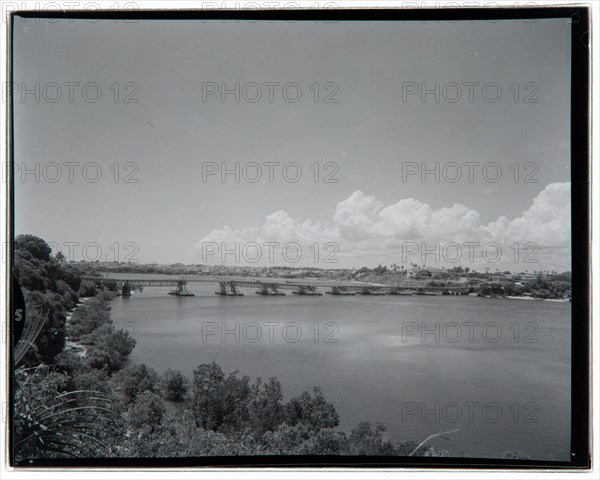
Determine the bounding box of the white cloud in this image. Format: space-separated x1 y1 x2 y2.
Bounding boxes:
191 182 571 271
482 182 570 247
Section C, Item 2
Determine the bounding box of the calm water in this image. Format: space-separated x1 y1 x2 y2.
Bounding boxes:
109 277 571 460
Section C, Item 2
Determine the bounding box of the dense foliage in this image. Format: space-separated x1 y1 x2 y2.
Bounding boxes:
14 235 80 364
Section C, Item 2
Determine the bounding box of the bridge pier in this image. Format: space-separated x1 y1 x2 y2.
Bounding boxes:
387 287 414 296
357 287 386 295
256 283 285 296
292 285 322 296
215 281 244 296
121 281 131 297
326 286 355 296
169 280 194 296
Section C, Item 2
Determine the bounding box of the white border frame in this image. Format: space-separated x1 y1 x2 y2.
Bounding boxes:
0 1 596 479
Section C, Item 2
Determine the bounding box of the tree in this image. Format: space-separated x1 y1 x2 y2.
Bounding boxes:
15 234 52 262
125 392 166 432
301 428 349 455
54 350 85 379
219 373 252 432
78 279 98 297
21 291 67 365
247 377 284 436
192 362 226 429
109 364 159 404
346 421 395 455
285 387 339 430
69 296 112 341
55 280 78 310
160 369 190 402
260 422 345 454
13 256 50 292
191 364 254 433
373 265 388 275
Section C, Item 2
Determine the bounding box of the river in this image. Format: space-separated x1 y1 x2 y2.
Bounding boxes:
108 276 571 460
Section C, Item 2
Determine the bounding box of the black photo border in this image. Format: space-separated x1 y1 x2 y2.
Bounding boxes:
6 5 591 471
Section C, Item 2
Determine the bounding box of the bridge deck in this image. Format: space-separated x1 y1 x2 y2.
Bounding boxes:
83 276 475 291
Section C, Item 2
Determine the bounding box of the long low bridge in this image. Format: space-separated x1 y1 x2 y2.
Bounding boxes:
83 275 477 297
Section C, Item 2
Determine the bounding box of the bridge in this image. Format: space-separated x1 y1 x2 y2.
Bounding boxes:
83 275 477 297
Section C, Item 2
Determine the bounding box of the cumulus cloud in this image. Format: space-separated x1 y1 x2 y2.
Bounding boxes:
191 182 571 271
482 182 570 247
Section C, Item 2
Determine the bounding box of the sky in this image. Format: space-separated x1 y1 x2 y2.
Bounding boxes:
12 16 572 271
